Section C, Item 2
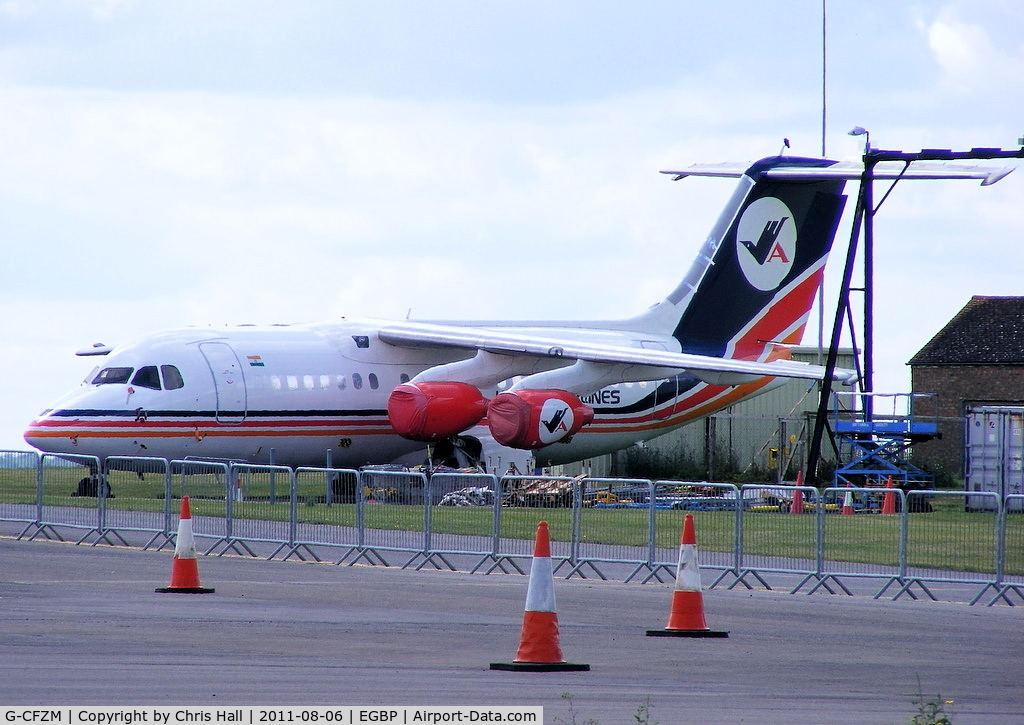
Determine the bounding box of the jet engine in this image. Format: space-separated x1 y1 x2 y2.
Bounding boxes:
486 389 594 450
387 382 487 442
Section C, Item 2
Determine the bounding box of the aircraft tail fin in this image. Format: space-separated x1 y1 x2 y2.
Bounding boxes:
632 156 848 361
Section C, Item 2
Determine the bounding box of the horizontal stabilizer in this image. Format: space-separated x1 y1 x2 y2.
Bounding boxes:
663 159 1014 186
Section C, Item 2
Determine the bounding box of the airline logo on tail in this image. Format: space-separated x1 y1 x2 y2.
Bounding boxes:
736 197 796 291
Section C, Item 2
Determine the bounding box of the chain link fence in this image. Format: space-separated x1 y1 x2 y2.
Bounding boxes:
3 449 1022 606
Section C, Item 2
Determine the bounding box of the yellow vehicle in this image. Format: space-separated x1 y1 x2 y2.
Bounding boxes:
593 491 634 506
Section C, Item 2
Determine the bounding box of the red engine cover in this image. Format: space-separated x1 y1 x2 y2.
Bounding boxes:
487 389 595 450
387 382 487 442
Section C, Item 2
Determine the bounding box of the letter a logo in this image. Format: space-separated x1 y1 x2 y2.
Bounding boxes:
766 242 790 264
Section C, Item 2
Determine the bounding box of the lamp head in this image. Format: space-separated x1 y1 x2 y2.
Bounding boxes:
848 126 870 152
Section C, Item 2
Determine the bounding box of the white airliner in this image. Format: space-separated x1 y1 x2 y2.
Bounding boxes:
23 155 1012 473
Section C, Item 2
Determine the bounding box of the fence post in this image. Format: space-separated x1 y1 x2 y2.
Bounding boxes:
225 466 235 547
647 480 657 573
491 477 503 567
32 456 44 538
288 467 298 551
898 492 909 583
158 464 173 549
996 493 1006 587
815 489 825 580
356 470 366 552
423 474 434 560
570 477 582 569
732 485 743 583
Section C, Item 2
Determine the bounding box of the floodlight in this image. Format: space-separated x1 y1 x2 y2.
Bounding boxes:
848 126 870 152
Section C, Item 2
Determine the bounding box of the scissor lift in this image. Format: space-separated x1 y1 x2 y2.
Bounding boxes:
832 392 938 489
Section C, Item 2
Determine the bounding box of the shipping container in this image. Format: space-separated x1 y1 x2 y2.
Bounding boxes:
965 405 1024 511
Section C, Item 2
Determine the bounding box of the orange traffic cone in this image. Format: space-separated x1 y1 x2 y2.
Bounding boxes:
790 470 805 515
842 485 855 516
490 521 589 671
646 513 728 638
156 496 215 594
881 476 897 515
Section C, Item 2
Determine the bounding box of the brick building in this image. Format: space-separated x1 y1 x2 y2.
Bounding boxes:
908 296 1024 484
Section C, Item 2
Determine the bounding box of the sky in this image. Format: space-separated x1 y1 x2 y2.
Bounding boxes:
2 0 1023 451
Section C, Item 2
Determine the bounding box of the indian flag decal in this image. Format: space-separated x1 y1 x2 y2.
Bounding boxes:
247 355 265 367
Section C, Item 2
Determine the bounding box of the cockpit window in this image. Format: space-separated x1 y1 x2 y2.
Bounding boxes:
92 367 134 385
131 366 161 390
161 365 184 390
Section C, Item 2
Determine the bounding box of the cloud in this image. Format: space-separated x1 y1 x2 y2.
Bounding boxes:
924 4 1024 92
0 85 747 313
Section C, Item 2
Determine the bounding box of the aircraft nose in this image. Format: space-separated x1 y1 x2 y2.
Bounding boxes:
24 414 47 449
23 410 67 454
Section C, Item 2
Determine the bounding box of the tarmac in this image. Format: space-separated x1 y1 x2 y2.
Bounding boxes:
2 536 1022 724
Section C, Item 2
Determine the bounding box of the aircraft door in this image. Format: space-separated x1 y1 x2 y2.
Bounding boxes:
200 342 247 424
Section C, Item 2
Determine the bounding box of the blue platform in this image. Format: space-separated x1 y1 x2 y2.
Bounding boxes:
832 393 938 489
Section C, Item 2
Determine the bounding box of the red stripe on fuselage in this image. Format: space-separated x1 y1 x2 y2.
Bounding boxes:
25 414 394 440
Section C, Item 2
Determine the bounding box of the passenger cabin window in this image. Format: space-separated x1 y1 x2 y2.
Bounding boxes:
131 366 161 390
352 373 363 390
368 373 379 390
92 367 133 385
161 365 185 390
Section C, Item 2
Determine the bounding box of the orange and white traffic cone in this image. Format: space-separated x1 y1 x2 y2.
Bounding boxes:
646 513 728 638
790 470 805 515
842 485 856 516
156 496 215 594
490 521 589 671
881 476 897 515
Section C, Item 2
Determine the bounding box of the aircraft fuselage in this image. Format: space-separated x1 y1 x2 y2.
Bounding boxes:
26 319 762 470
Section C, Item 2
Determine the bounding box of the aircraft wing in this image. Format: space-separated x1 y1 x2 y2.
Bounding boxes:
377 321 857 385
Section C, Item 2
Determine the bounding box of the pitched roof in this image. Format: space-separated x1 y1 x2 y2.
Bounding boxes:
910 296 1024 366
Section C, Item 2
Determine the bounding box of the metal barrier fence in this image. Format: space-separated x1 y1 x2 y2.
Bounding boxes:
2 450 1023 606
